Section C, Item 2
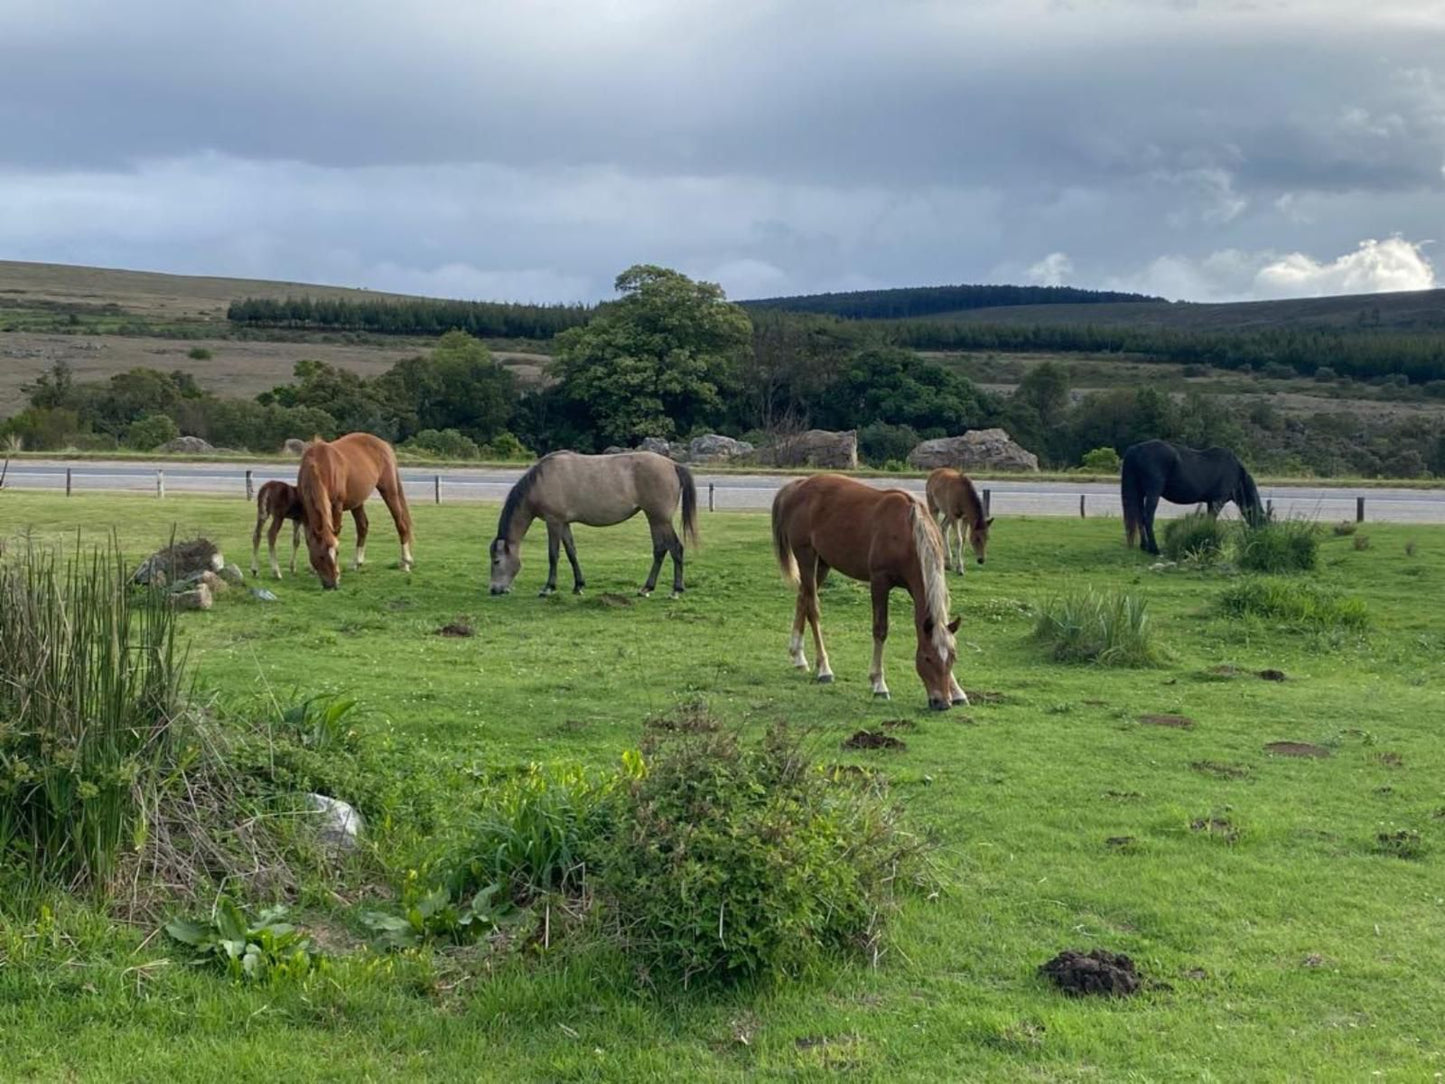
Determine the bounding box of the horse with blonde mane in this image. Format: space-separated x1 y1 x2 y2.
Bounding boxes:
771 473 966 710
925 467 993 573
297 433 414 589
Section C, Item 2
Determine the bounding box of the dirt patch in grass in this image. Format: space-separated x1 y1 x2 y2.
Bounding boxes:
1039 949 1142 998
963 689 1006 704
1140 713 1195 729
1258 668 1287 681
1377 752 1404 768
1265 741 1330 758
1191 760 1252 780
593 592 634 608
1105 836 1136 849
436 621 474 637
842 730 906 751
880 718 917 731
1082 698 1108 706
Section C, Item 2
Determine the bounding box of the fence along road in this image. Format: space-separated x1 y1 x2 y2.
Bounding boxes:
4 459 1445 524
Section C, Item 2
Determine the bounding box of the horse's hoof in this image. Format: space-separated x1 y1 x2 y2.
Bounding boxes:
538 587 555 598
573 585 585 595
816 673 834 685
669 590 683 600
638 588 653 598
873 690 891 701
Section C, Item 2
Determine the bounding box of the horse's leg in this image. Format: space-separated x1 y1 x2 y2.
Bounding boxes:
539 522 560 596
377 472 414 571
800 557 833 683
350 505 370 571
289 520 300 574
1142 492 1162 556
558 523 585 594
955 518 968 575
665 523 685 598
250 506 266 577
869 578 890 699
640 519 667 597
789 589 809 670
266 516 285 579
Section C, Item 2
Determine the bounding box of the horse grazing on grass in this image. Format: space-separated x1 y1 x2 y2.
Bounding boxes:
1121 439 1264 556
250 480 305 579
925 467 993 573
488 450 698 598
771 473 966 710
297 433 414 589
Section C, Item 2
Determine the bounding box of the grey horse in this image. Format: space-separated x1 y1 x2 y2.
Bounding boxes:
489 450 699 597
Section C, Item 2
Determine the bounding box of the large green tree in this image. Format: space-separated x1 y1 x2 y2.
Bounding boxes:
551 265 752 445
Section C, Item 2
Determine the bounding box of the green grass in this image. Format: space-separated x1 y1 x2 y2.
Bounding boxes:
2 493 1445 1079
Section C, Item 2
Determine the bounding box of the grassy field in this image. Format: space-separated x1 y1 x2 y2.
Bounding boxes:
2 493 1445 1080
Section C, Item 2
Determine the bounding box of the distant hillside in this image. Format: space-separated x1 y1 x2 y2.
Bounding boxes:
743 283 1160 320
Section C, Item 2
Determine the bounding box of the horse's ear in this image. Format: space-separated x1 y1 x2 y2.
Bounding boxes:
947 617 961 634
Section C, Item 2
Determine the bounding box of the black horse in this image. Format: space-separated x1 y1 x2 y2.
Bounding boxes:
1121 439 1264 555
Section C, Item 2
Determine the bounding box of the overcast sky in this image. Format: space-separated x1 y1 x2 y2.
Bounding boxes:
2 0 1443 304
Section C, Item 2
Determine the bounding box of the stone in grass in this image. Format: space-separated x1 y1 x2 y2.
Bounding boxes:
172 583 212 611
307 794 364 852
219 562 245 585
249 587 279 602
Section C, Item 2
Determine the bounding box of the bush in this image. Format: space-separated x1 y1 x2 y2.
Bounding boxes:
187 347 213 361
0 543 187 894
1236 518 1320 573
858 422 920 467
403 428 480 459
124 412 180 451
1161 511 1227 562
1218 578 1367 630
480 430 534 461
1314 366 1337 382
593 723 927 987
1079 446 1121 473
1032 589 1159 667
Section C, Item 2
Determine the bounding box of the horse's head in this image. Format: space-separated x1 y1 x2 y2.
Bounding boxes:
306 519 341 589
916 615 962 710
489 537 521 594
971 517 995 565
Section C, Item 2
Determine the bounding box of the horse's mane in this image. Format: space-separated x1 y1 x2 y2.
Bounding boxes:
497 456 549 541
959 472 987 529
297 451 331 530
909 500 954 655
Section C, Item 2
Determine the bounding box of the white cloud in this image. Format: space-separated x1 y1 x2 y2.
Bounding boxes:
1026 252 1074 286
1108 236 1435 301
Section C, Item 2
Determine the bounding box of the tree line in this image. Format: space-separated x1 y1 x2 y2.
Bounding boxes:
742 283 1160 320
226 296 592 340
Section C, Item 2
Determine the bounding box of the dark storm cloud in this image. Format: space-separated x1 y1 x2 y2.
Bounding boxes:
1 0 1442 301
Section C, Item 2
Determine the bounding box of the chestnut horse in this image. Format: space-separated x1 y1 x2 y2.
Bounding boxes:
771 474 966 710
924 467 993 573
250 479 305 579
297 433 414 589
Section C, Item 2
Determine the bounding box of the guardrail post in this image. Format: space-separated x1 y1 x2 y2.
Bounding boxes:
156 470 165 499
1266 498 1273 517
708 482 715 512
1079 494 1086 518
434 474 441 504
245 469 254 500
982 488 991 516
66 467 72 497
1356 496 1365 523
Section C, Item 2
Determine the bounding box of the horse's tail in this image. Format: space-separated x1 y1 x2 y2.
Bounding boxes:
1121 456 1143 548
771 486 799 586
1238 466 1265 526
675 463 699 547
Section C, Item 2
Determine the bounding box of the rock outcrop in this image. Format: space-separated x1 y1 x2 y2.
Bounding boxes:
686 434 755 463
762 429 859 470
158 435 215 454
907 428 1039 472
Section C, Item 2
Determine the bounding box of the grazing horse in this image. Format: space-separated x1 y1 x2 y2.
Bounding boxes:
297 433 414 589
250 479 305 579
925 467 993 573
1121 439 1264 556
488 450 698 598
771 473 966 710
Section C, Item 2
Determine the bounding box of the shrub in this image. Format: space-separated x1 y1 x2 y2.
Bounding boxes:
1161 511 1227 563
187 347 213 361
593 724 928 987
124 412 180 450
1032 589 1159 667
1332 521 1358 536
858 422 920 467
403 428 480 459
480 430 534 461
1353 534 1371 551
1217 578 1368 630
166 896 321 983
1314 366 1336 382
1080 446 1121 473
1235 517 1320 573
0 543 187 894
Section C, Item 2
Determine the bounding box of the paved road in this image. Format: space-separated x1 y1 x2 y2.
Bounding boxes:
5 459 1445 523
